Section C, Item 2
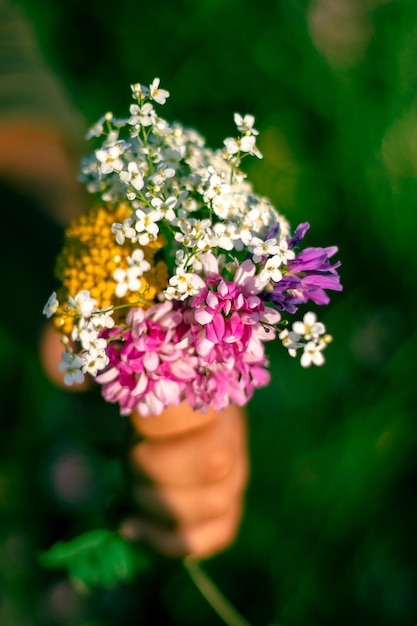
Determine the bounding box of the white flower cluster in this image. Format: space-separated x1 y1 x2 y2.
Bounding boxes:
44 290 114 385
279 312 332 367
80 78 290 303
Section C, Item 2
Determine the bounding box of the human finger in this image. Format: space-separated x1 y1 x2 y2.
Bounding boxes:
132 439 248 527
120 500 244 559
129 404 245 488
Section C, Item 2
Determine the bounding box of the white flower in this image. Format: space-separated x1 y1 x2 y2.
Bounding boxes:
78 327 107 353
119 162 145 191
86 113 110 139
202 168 232 201
279 328 303 358
212 222 237 251
58 350 85 386
81 348 109 376
43 292 59 318
128 102 155 127
275 239 296 264
149 163 176 187
234 113 259 136
251 237 280 263
95 141 128 175
149 78 170 105
68 290 98 318
113 267 142 298
240 134 262 158
127 249 151 274
134 208 160 243
89 309 115 330
300 340 326 368
151 196 177 222
166 268 205 300
223 137 240 156
292 312 326 340
131 82 149 99
111 218 136 245
260 255 283 283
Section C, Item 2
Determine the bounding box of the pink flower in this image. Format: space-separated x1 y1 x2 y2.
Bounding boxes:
96 255 282 416
96 302 196 416
190 253 280 360
183 253 280 411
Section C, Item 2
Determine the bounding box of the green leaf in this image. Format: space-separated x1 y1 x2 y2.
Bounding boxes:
39 529 149 590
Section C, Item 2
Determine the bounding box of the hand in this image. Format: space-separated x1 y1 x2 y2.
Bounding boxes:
122 402 248 559
41 324 249 560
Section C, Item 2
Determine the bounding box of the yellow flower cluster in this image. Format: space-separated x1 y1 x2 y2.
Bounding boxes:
54 203 168 333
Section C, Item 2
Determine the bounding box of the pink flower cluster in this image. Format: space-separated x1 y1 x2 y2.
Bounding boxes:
96 254 281 416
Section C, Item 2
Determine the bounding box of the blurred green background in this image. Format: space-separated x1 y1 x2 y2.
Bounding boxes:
1 0 417 624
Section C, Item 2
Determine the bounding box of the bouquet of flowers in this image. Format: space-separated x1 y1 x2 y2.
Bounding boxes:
43 78 342 418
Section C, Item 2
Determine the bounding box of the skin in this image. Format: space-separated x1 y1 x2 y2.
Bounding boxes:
41 322 248 559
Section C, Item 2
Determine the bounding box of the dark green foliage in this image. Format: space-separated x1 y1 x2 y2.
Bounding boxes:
39 530 149 589
2 0 417 624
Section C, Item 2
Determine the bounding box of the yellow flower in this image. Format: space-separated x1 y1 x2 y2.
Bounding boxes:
54 203 168 333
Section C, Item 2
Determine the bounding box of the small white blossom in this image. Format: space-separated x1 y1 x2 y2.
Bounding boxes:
131 82 149 99
68 290 98 319
300 340 326 368
90 309 115 330
112 218 136 245
279 328 303 358
223 137 240 156
43 292 59 318
58 350 85 386
134 208 160 244
86 113 111 139
78 327 107 353
95 141 128 175
119 162 145 191
251 237 280 263
127 249 151 274
166 268 203 300
260 255 283 283
292 312 326 340
128 102 155 127
275 239 296 265
114 267 142 298
234 113 259 136
212 222 237 251
240 135 262 158
151 196 177 222
149 163 176 187
202 168 231 201
149 78 170 105
81 348 109 376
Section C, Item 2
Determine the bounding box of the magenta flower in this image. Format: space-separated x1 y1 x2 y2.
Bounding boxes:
183 253 280 411
96 302 197 416
96 254 282 416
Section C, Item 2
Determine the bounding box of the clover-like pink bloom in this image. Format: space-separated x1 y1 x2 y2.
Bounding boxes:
96 301 197 416
96 255 282 416
189 254 280 359
181 253 281 411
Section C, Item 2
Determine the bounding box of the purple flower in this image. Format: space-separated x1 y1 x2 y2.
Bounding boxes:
288 246 340 274
287 222 310 249
261 225 342 313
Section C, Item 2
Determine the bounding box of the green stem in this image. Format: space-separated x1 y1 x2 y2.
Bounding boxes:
183 557 252 626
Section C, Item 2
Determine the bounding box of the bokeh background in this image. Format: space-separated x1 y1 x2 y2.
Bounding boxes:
1 0 416 624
